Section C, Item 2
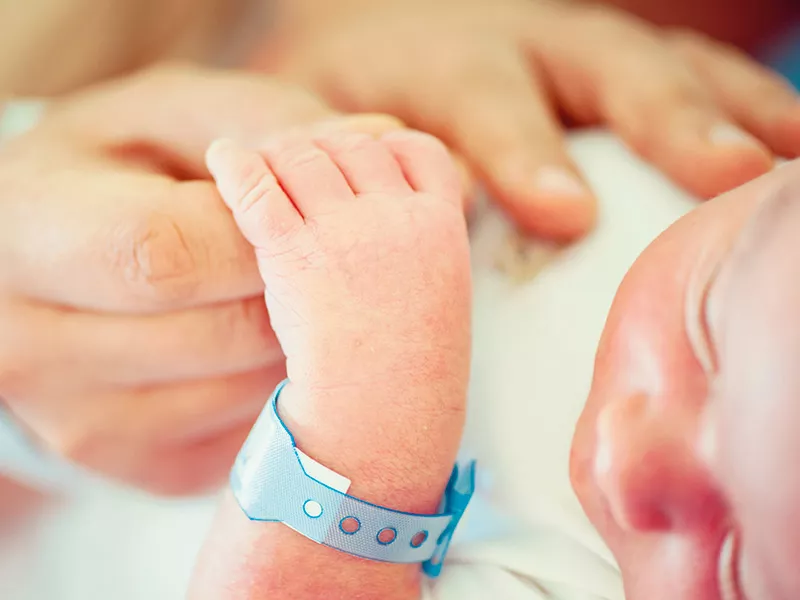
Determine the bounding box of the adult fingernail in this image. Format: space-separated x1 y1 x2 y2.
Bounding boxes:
709 123 762 149
532 166 590 198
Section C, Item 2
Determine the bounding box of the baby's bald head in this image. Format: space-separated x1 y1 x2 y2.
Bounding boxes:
705 183 800 599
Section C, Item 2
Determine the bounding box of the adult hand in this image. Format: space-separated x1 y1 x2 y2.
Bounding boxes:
254 0 800 240
0 64 401 495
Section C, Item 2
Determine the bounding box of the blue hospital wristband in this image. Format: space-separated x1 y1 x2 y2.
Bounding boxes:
230 380 476 577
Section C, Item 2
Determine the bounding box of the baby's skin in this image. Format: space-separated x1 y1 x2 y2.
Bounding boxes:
188 130 472 599
186 127 800 599
572 158 800 600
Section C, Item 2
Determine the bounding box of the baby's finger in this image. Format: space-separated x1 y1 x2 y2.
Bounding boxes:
668 30 800 159
207 138 303 244
538 8 773 199
431 50 596 239
380 130 461 206
294 117 477 213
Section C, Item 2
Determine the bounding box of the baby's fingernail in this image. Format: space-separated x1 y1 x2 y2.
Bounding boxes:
206 138 236 175
532 166 589 198
708 123 762 148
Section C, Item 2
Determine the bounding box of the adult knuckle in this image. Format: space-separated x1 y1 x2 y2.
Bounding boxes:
642 80 705 114
608 67 707 123
110 211 201 307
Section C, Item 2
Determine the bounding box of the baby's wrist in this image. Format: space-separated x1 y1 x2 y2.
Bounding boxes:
277 377 466 514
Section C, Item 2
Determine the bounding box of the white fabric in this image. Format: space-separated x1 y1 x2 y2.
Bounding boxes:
0 410 86 491
0 99 46 142
0 130 697 599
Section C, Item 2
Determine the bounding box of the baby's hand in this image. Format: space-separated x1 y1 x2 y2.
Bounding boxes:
192 131 471 600
207 130 471 397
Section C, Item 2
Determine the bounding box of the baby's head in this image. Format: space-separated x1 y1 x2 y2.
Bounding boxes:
571 160 800 600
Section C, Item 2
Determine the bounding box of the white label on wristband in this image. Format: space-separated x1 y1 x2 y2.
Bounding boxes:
296 448 351 494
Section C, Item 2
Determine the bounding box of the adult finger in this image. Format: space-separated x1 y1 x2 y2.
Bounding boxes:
0 151 266 312
55 64 405 176
535 7 773 199
668 30 800 159
40 367 278 448
415 43 596 240
1 296 283 389
104 422 256 496
60 415 264 497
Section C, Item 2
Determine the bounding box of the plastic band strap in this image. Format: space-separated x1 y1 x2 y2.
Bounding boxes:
230 380 475 577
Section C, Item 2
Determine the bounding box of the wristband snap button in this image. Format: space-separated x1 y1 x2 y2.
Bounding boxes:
303 500 323 518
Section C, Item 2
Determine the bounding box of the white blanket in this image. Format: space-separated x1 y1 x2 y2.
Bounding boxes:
0 130 697 600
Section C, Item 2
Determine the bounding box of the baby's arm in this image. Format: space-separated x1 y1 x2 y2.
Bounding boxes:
188 130 471 599
189 385 463 600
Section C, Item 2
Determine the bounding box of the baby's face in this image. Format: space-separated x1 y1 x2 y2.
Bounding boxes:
570 161 800 600
704 185 800 599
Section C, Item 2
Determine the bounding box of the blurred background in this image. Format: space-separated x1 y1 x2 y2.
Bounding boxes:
0 0 798 96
